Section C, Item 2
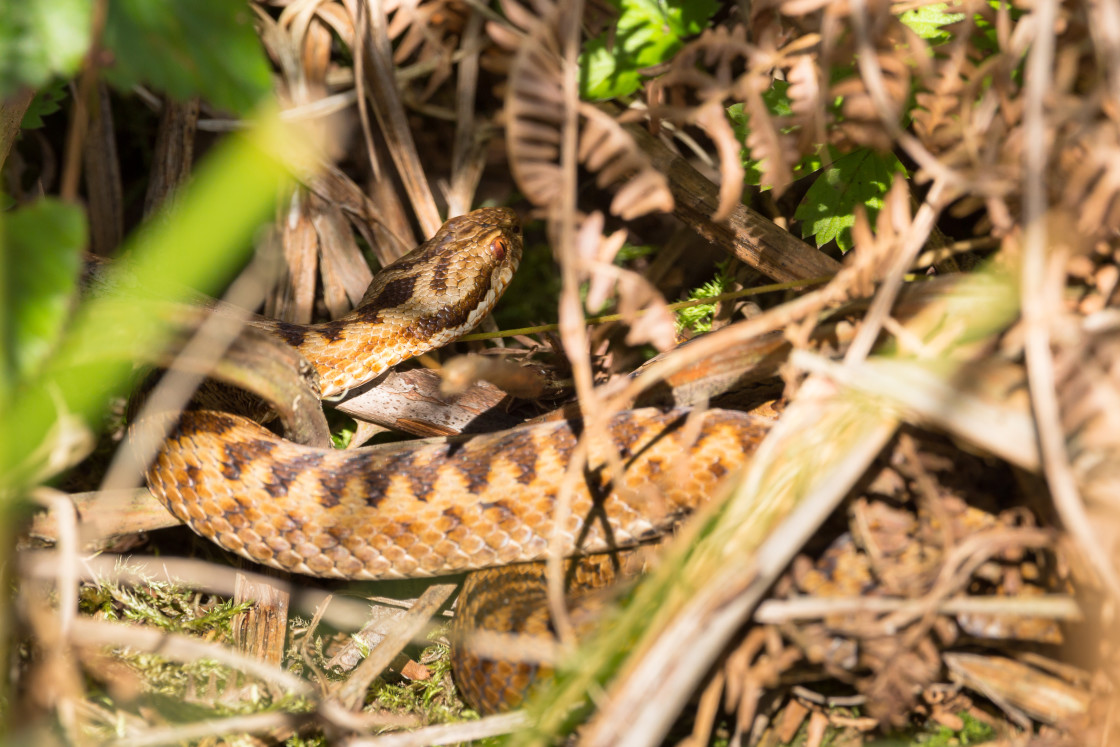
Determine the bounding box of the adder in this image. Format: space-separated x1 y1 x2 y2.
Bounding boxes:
142 206 771 711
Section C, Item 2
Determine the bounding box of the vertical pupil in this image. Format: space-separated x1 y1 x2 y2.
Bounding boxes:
491 238 506 261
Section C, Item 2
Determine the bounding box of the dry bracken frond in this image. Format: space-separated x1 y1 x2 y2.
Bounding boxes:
494 0 673 220
578 105 674 220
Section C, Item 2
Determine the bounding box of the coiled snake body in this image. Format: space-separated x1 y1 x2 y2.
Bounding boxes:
145 208 769 710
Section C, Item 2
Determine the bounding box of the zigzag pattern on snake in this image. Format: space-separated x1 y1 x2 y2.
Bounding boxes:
141 207 769 710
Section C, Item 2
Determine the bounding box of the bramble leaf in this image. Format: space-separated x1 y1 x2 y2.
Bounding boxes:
794 149 907 252
21 79 69 129
580 0 719 100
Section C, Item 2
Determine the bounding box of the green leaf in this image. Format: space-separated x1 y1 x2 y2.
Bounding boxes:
581 37 642 101
0 113 294 498
580 0 719 100
21 79 69 129
899 3 965 43
0 0 92 96
794 149 907 252
761 80 793 117
0 199 86 386
102 0 271 114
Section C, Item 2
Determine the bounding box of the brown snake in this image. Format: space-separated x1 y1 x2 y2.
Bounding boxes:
143 207 770 710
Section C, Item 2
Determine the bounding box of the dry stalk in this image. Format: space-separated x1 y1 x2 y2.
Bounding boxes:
332 582 458 710
1020 0 1120 599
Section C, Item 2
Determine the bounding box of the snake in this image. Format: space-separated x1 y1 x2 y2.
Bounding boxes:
142 207 771 711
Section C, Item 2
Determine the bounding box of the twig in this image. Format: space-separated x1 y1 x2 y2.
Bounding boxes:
332 582 457 710
1019 0 1120 598
753 593 1082 624
542 0 594 649
32 488 79 638
345 711 530 746
621 120 841 283
70 617 313 697
111 711 306 747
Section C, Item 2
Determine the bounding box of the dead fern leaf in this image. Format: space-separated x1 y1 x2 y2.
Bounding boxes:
574 213 676 352
384 0 468 100
1065 127 1120 236
786 53 826 151
616 269 677 352
495 0 674 220
578 210 628 313
579 105 674 219
690 101 743 219
742 84 794 198
830 52 911 152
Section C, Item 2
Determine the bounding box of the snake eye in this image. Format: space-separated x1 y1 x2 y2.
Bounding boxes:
489 237 508 261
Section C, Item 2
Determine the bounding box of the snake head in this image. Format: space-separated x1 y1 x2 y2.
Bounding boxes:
270 207 524 397
374 205 522 315
345 206 523 325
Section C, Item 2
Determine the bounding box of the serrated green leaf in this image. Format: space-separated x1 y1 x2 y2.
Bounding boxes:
761 80 793 117
899 3 965 43
102 0 271 114
581 36 643 100
580 0 719 100
1 199 86 385
0 0 92 96
21 79 69 129
794 149 907 252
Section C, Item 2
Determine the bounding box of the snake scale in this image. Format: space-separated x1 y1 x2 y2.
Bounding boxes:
144 207 771 711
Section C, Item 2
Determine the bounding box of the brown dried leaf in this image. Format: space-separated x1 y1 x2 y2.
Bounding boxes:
831 52 911 151
310 194 374 316
743 85 793 197
500 1 672 220
578 105 674 219
786 53 826 150
269 190 320 324
615 270 677 352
